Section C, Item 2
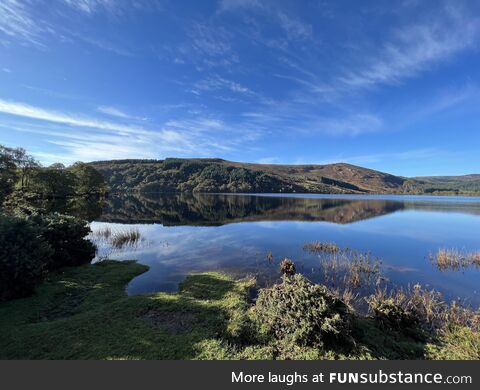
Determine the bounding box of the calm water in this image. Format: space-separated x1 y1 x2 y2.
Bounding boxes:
80 193 480 305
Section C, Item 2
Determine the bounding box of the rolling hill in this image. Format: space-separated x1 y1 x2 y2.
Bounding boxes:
90 158 478 195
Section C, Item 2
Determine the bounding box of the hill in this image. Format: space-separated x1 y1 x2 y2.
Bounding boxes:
90 158 412 194
413 175 480 194
89 158 479 195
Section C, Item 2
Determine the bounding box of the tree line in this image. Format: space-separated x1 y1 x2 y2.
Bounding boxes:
0 145 106 203
1 145 104 301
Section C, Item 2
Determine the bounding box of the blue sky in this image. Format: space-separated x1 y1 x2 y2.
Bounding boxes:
0 0 479 176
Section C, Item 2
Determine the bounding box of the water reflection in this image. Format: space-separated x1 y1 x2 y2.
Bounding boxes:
81 193 480 306
98 193 407 225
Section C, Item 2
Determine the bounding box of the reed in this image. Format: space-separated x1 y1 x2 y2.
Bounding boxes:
111 228 141 249
430 248 480 271
303 241 340 254
368 284 480 332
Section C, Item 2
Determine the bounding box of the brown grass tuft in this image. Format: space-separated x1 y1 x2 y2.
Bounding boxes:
303 241 340 254
430 248 480 271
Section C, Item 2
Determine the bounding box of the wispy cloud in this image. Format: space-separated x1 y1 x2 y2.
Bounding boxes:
62 0 162 15
2 68 12 73
0 99 149 135
97 105 146 121
176 21 239 69
62 0 117 14
192 75 250 94
0 0 49 47
0 99 264 163
335 7 480 92
218 0 312 41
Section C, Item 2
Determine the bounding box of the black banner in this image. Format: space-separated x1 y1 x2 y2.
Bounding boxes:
0 361 477 389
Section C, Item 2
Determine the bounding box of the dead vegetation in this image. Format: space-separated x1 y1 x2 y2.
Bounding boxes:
89 225 144 261
367 284 480 333
111 228 141 249
303 241 340 254
430 248 480 271
303 241 383 307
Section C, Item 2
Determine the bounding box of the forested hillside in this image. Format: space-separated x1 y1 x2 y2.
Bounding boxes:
90 158 412 194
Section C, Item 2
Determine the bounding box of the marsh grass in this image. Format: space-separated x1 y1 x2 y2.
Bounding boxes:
368 284 480 333
111 228 141 249
304 242 383 307
89 226 144 261
430 248 480 271
303 241 340 254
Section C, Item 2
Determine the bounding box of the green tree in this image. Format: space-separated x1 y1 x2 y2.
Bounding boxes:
69 162 106 196
0 145 18 202
29 167 76 198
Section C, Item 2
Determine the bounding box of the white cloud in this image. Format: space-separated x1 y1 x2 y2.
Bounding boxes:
218 0 312 41
0 0 48 47
191 75 254 99
336 9 480 91
0 99 264 163
0 99 150 135
2 68 12 73
177 22 239 69
97 105 146 120
62 0 118 15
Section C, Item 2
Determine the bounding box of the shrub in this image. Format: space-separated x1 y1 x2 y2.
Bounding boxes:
252 273 351 348
34 213 96 270
0 214 53 301
279 258 296 275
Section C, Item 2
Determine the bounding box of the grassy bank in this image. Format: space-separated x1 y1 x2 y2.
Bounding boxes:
0 261 478 360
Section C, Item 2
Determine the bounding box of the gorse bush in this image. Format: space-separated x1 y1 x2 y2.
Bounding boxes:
0 212 96 301
0 214 53 301
252 273 351 348
34 213 96 270
279 258 296 276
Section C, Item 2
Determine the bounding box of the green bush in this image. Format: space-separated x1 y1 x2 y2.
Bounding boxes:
252 273 351 348
0 214 53 301
34 213 96 270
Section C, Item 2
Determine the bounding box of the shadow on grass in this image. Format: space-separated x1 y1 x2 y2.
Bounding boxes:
0 261 462 360
0 262 248 359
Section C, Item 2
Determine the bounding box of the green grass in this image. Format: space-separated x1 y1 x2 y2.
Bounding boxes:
0 260 478 360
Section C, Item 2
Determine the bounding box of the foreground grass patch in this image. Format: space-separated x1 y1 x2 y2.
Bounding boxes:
0 261 478 360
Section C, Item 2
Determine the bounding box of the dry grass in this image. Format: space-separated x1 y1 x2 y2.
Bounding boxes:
111 228 141 249
303 241 340 254
92 226 112 240
89 226 143 261
304 242 383 308
430 248 480 271
368 284 480 333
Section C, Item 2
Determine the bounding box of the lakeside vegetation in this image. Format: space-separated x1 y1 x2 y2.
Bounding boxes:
430 248 480 271
1 145 103 301
0 260 478 360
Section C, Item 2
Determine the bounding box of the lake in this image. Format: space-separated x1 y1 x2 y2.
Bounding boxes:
81 193 480 306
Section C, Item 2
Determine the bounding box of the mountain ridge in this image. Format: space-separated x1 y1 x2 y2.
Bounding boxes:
90 158 480 195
